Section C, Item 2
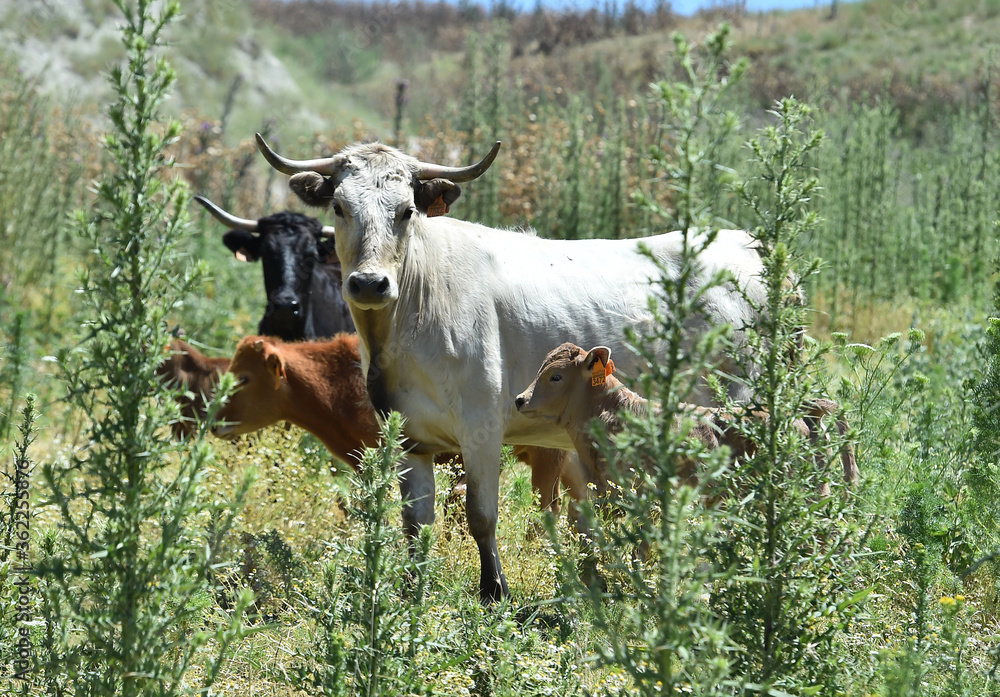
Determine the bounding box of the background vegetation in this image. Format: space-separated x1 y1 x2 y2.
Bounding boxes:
1 0 999 694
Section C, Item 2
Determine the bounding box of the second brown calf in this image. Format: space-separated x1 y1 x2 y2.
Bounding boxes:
515 342 858 496
156 339 231 438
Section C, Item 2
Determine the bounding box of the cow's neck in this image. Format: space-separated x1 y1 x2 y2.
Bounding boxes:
282 339 378 464
598 376 649 419
348 221 465 419
571 377 649 440
350 306 399 418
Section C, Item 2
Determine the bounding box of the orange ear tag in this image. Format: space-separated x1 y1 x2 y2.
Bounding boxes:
605 359 615 378
426 195 449 218
591 359 607 387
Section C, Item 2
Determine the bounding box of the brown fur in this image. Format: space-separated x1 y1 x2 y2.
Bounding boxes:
516 342 858 495
216 334 573 509
215 334 379 466
156 339 231 438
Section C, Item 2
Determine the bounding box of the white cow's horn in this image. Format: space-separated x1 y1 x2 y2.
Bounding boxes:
415 141 502 182
255 133 341 175
194 195 258 233
320 226 337 237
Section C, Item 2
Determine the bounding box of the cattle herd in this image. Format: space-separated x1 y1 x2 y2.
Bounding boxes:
158 137 857 602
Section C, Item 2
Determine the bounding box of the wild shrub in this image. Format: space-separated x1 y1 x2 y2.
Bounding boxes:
0 66 81 287
545 25 749 696
33 1 251 694
0 312 29 443
291 412 437 697
0 64 85 340
837 322 998 693
970 231 1000 547
708 98 868 692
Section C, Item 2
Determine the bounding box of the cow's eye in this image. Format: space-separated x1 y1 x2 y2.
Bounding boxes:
549 374 562 383
401 207 414 221
237 375 249 387
333 203 345 218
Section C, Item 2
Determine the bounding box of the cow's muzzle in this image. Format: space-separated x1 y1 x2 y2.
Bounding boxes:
347 271 397 309
260 300 304 341
211 423 237 438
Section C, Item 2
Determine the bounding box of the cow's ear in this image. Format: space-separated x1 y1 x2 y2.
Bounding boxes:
415 179 462 217
223 230 261 263
582 346 613 386
582 346 611 370
290 172 338 208
317 235 339 265
264 350 287 390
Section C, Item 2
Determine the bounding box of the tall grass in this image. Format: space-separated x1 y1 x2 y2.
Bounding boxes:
291 413 438 697
0 65 85 340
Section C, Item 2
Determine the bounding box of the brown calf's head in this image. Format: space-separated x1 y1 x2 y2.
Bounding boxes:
515 342 615 427
213 336 289 439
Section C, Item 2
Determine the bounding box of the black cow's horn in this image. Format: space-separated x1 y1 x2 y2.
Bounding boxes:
194 196 258 233
415 141 502 182
255 133 342 175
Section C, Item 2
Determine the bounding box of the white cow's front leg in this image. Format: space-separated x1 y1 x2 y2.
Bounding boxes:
461 435 508 603
398 452 436 541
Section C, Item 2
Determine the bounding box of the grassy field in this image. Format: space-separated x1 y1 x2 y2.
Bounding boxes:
2 0 1000 695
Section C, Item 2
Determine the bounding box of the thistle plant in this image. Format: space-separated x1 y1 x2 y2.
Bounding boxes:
970 226 1000 543
710 98 867 692
34 1 251 694
293 412 436 697
545 26 748 696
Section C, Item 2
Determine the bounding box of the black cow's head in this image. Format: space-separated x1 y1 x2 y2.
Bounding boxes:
195 197 340 341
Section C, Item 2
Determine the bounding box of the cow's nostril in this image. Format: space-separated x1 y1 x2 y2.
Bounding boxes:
376 277 390 294
348 277 362 296
515 396 525 410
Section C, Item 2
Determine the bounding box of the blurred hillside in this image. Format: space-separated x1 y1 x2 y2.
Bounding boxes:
2 0 998 145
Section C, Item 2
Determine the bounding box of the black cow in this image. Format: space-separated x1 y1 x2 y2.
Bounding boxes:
195 196 354 340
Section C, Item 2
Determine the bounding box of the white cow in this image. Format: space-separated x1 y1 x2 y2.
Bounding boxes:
255 135 769 601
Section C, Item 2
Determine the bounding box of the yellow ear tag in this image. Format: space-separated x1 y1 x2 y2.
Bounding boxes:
426 195 449 218
591 359 607 387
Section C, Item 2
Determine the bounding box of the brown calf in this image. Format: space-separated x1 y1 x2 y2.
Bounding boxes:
515 342 858 494
156 339 231 438
214 334 575 509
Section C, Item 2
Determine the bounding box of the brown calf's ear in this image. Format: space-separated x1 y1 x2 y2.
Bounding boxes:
265 350 287 390
583 346 613 387
289 172 338 208
415 179 462 217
